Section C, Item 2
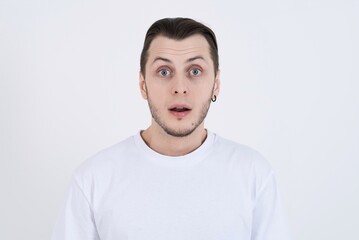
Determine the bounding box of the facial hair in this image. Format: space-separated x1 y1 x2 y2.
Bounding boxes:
147 95 212 138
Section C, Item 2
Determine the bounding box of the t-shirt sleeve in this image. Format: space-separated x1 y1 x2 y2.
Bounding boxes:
251 172 291 240
51 176 100 240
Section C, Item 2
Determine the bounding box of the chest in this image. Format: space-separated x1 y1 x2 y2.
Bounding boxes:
93 164 253 240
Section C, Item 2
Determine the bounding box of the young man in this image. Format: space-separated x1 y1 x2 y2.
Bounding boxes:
52 18 290 240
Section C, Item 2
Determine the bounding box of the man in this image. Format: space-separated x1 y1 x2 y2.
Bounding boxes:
52 17 290 240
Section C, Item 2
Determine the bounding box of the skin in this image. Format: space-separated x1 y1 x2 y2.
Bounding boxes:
139 34 220 156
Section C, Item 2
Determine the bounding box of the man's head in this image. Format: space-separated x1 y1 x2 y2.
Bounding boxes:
140 17 219 77
139 18 220 138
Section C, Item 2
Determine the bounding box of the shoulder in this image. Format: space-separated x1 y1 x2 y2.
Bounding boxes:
73 135 137 182
213 133 274 179
214 134 270 164
212 133 278 198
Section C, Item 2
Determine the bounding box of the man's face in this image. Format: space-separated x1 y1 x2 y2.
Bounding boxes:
140 34 220 137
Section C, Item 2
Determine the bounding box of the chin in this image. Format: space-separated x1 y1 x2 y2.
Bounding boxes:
162 126 197 138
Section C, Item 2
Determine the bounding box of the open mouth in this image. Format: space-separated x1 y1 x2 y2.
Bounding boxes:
169 107 191 112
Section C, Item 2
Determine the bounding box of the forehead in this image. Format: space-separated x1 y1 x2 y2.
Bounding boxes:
148 34 211 60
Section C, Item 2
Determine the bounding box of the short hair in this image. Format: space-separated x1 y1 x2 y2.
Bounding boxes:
140 17 219 76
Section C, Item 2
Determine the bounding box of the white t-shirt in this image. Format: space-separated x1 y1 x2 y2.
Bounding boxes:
52 131 290 240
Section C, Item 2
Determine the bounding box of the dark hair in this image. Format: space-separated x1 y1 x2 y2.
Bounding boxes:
140 17 219 76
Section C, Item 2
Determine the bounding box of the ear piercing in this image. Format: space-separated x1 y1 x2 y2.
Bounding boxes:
211 95 217 102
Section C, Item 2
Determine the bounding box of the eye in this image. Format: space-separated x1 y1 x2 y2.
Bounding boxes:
190 68 202 76
159 69 170 77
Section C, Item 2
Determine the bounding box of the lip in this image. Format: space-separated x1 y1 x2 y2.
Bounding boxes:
168 104 192 110
168 104 192 118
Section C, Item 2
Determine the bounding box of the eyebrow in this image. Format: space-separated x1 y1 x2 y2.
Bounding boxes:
152 57 172 64
152 55 206 65
186 56 205 63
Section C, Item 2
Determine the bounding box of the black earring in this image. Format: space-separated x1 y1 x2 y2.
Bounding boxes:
211 95 217 102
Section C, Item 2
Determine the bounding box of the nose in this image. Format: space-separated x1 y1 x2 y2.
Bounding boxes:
171 75 188 95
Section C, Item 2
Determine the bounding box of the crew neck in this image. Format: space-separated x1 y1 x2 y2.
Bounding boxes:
133 130 217 169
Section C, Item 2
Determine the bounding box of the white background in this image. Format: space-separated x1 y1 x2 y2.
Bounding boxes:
1 0 358 239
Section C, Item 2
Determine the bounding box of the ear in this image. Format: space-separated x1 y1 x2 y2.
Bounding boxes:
213 70 221 97
139 72 148 100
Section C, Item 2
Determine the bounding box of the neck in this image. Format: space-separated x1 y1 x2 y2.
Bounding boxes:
140 124 207 157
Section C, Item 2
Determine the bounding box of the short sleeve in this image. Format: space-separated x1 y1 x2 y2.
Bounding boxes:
251 172 291 240
51 177 100 240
